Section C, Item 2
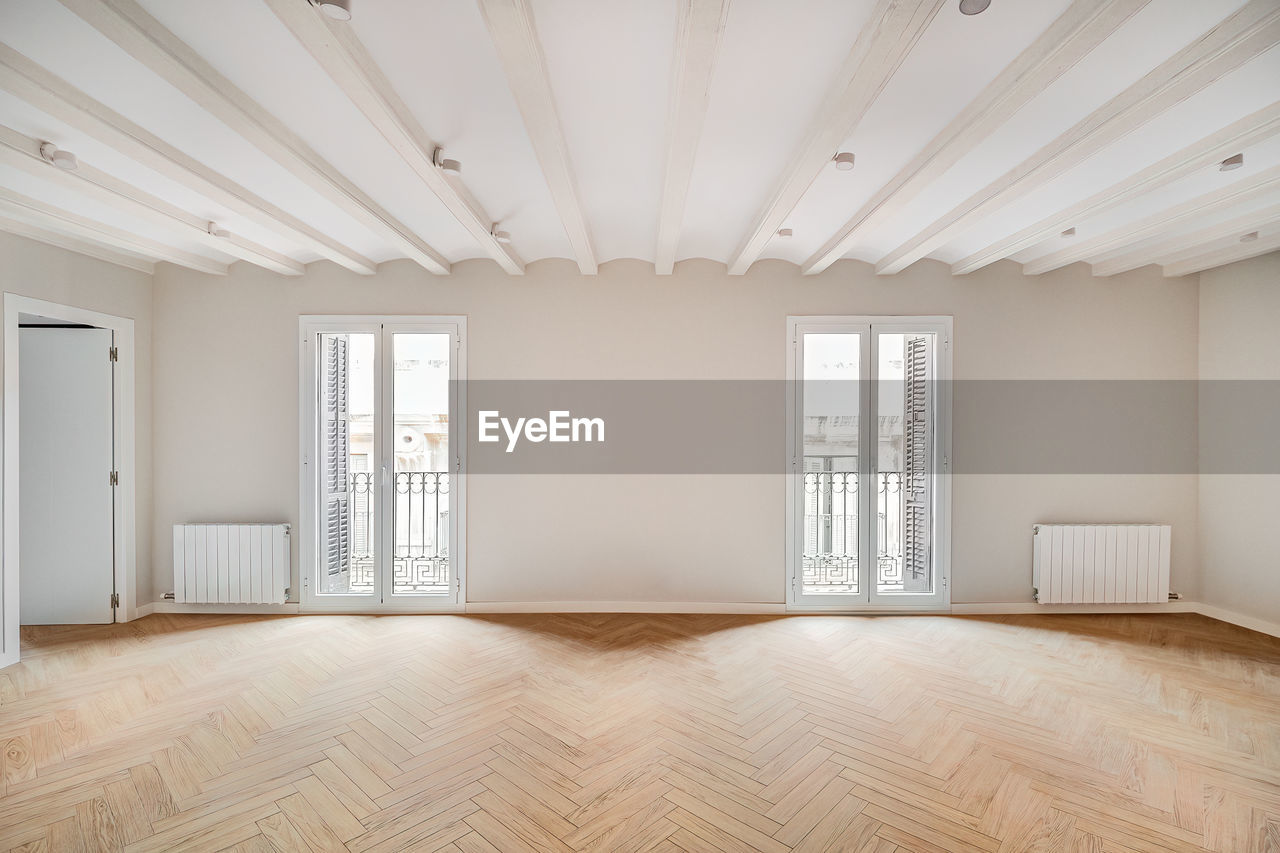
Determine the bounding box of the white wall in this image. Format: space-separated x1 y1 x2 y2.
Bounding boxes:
151 256 1199 607
0 231 155 621
1199 252 1280 624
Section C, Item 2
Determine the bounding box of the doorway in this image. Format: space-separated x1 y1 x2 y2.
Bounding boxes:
299 316 466 611
19 321 115 624
2 294 137 667
786 316 952 611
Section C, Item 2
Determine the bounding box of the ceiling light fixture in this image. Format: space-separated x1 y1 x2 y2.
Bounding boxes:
207 221 230 238
1240 231 1258 242
832 152 856 171
491 225 512 244
959 0 991 15
308 0 352 21
777 228 793 238
433 147 462 176
1219 153 1244 171
1061 227 1076 237
38 142 78 171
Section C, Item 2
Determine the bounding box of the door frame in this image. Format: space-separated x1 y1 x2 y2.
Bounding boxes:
2 294 138 668
298 315 467 613
785 315 952 612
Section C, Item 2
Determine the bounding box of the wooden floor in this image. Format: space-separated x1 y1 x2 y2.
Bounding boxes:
2 613 1279 852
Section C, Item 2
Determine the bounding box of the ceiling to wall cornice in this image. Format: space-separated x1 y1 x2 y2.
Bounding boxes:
0 0 1276 280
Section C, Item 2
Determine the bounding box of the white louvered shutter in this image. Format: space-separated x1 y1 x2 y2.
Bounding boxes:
902 335 931 592
323 336 351 576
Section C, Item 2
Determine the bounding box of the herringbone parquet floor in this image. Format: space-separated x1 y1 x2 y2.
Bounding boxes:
2 613 1278 852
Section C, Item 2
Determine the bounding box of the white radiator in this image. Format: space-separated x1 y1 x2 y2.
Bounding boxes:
172 524 290 604
1033 524 1170 604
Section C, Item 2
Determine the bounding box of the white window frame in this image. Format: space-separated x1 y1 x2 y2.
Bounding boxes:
785 315 952 612
299 315 466 613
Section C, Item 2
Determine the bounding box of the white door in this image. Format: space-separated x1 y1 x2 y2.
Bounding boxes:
19 327 115 624
787 317 952 610
301 317 466 610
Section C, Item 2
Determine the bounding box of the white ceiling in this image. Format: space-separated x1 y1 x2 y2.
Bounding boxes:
0 0 1276 279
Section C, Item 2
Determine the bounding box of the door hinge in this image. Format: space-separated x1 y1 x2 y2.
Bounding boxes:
110 593 119 608
109 471 119 486
108 346 118 362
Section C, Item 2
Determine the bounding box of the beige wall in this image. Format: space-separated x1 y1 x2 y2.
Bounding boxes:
151 256 1200 606
0 232 156 613
1199 252 1280 623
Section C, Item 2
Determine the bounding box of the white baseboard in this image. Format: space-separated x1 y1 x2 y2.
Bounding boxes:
124 598 1279 638
130 600 780 616
952 600 1280 639
951 601 1199 615
146 601 302 615
466 601 786 614
1192 602 1280 639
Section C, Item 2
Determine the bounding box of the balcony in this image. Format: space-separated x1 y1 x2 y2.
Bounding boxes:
803 470 906 593
348 471 450 594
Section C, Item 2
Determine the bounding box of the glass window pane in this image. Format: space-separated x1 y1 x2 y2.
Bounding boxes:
391 333 451 596
802 333 860 596
318 332 375 595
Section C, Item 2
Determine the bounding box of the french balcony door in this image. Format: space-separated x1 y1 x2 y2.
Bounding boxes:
786 317 951 610
300 316 465 611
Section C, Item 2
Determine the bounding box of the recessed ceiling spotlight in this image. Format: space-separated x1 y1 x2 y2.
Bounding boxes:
433 147 462 176
1061 227 1076 237
777 228 793 238
38 142 78 171
1240 231 1258 242
1219 153 1244 171
491 225 512 244
959 0 991 15
308 0 352 21
207 221 230 239
832 152 856 171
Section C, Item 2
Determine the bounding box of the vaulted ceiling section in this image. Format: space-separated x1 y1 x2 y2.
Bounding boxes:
0 0 1276 279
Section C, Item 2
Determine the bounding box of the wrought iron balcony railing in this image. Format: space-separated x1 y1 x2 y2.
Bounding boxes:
802 470 905 593
348 471 450 594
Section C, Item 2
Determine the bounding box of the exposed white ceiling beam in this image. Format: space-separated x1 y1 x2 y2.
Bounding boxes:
0 125 304 276
1091 202 1280 277
951 102 1280 276
476 0 597 274
1161 224 1280 277
0 44 375 275
726 0 945 276
801 0 1149 277
0 212 154 274
1021 164 1280 275
876 0 1280 275
0 186 229 275
264 0 523 275
655 0 730 276
57 0 451 274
